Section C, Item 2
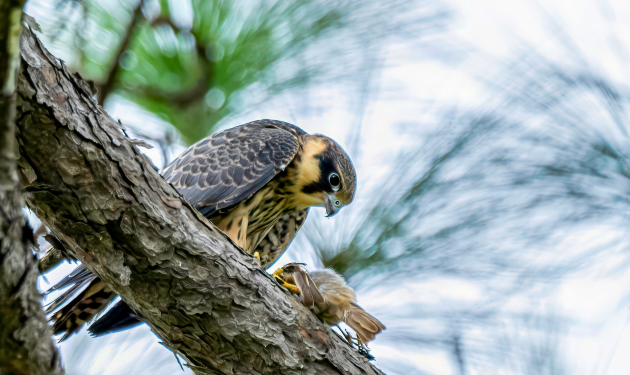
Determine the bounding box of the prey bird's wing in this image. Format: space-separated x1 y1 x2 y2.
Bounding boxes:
162 120 304 218
293 265 324 307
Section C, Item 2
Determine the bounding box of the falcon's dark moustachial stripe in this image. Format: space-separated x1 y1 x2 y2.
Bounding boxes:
46 119 357 339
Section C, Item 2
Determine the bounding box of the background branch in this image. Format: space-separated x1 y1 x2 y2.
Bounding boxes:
96 0 144 104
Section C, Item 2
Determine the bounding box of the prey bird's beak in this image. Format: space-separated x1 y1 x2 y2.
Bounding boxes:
325 194 341 217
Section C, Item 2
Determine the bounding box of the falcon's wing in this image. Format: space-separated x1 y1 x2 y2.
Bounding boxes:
88 301 141 337
162 120 304 218
255 208 309 269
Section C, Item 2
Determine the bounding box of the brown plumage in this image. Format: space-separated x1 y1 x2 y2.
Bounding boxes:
46 119 357 339
46 278 114 342
276 263 385 344
163 119 356 255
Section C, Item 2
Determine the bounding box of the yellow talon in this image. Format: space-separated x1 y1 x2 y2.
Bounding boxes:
253 251 261 264
272 268 284 278
271 269 300 294
281 281 301 295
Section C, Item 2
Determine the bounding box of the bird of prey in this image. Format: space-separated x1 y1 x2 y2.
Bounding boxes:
273 263 386 345
46 119 356 340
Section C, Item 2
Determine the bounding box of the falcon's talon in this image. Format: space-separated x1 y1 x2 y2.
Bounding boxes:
280 281 301 295
274 275 285 285
272 268 284 278
253 251 261 264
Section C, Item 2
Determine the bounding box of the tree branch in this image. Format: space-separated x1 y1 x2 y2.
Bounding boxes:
97 0 145 104
0 4 61 374
15 26 382 375
136 16 213 109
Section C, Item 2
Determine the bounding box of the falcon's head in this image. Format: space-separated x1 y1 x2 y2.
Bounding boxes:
293 134 357 217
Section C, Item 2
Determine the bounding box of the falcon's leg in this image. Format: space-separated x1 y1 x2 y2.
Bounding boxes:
272 268 284 278
237 216 248 249
253 251 261 264
224 215 248 250
279 281 301 294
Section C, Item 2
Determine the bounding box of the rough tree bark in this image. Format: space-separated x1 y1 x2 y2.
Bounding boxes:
14 26 384 375
0 4 62 374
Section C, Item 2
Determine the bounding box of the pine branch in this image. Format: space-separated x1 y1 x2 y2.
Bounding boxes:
96 0 145 104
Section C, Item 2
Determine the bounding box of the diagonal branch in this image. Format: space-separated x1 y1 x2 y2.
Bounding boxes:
15 26 382 375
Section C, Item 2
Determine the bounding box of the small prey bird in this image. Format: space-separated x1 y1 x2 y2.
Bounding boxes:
273 263 385 348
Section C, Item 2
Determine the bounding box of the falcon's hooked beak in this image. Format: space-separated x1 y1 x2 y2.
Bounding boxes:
325 194 342 217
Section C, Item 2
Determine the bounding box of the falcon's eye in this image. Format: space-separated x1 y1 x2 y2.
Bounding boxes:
329 173 341 191
334 199 341 207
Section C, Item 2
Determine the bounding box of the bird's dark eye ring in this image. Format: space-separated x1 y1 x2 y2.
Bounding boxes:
334 200 341 207
329 173 341 190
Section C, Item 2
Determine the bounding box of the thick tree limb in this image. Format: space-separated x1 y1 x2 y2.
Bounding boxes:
15 26 383 375
0 4 61 374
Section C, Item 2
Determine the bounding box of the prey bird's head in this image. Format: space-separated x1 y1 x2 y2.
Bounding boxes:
278 262 307 275
294 134 357 217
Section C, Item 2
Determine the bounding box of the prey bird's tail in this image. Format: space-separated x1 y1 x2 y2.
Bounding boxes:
344 303 386 344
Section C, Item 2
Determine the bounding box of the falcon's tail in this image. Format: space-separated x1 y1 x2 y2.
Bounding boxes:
344 303 386 344
88 301 141 337
46 265 115 341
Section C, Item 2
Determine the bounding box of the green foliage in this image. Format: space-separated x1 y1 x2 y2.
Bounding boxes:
33 0 423 144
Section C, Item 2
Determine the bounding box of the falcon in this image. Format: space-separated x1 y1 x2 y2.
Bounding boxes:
46 119 357 340
273 263 385 346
